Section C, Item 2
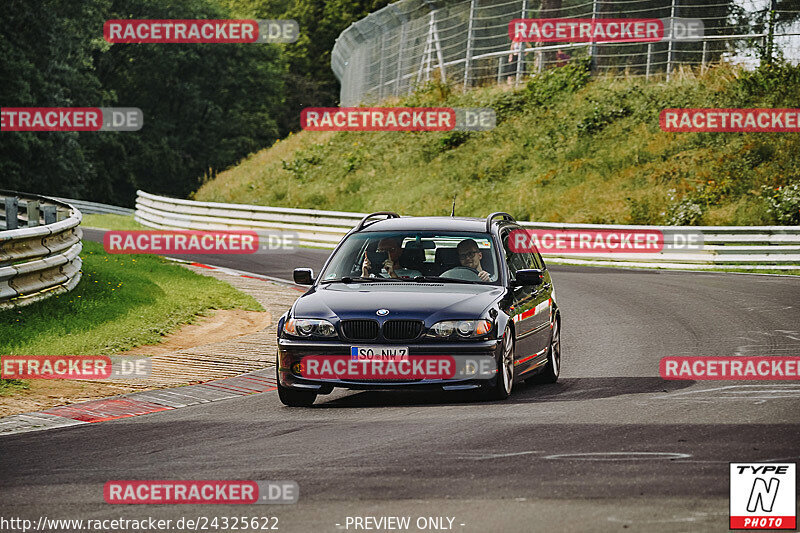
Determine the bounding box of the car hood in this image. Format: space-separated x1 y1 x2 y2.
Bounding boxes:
293 282 504 323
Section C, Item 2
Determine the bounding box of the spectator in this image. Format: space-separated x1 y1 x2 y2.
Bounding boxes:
506 36 527 85
362 237 422 279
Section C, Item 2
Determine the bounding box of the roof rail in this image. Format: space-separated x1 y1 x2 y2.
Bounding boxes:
485 212 516 232
355 211 401 231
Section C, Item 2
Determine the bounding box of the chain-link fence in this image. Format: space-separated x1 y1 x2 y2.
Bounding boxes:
331 0 800 106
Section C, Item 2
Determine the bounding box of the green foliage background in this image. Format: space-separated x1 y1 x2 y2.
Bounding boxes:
195 61 800 226
0 0 390 205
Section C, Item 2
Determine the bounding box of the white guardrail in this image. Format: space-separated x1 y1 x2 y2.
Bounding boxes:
0 191 83 309
135 190 800 271
54 197 134 216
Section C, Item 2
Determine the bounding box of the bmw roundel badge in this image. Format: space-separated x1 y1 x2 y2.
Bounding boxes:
376 309 389 316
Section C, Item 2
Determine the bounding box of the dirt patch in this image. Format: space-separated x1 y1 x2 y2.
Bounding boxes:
124 309 271 356
0 309 271 417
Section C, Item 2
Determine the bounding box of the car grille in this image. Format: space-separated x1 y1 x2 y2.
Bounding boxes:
341 320 379 340
382 320 423 340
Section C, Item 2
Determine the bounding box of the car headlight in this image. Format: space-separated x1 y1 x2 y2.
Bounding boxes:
283 318 337 338
427 319 493 339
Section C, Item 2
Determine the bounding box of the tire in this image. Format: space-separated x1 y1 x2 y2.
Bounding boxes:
276 365 317 407
530 317 560 384
482 327 514 401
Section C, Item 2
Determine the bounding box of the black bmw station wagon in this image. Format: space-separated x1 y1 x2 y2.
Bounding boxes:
276 212 561 406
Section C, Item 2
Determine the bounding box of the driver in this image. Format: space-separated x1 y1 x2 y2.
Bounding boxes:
457 239 490 281
362 237 422 279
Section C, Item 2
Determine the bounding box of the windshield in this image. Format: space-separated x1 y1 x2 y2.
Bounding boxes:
320 231 501 285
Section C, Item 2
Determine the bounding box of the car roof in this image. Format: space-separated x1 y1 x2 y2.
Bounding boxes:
357 216 499 234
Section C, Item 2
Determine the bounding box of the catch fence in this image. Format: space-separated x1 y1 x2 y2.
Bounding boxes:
332 0 800 105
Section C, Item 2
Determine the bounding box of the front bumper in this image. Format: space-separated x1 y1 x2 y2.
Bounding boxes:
277 338 502 392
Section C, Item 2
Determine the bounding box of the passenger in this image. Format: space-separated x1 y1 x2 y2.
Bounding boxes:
362 237 422 279
457 239 490 281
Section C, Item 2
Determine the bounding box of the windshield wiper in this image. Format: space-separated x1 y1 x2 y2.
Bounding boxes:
320 276 403 284
411 276 476 284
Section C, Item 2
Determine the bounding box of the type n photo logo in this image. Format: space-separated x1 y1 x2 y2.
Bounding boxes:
730 463 796 530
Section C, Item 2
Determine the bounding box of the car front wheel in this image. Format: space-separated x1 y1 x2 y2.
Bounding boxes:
531 318 560 384
482 327 514 401
276 365 317 407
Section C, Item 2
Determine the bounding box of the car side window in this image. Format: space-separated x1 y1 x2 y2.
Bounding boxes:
501 228 536 280
522 235 545 269
531 248 544 269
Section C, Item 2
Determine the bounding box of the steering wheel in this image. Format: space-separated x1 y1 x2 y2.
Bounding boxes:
440 265 481 281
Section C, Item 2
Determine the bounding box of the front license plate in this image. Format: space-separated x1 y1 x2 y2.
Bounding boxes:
350 346 409 361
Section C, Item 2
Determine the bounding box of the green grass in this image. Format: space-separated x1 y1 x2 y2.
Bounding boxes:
194 61 800 227
0 241 263 356
81 214 146 230
0 379 29 396
715 268 800 276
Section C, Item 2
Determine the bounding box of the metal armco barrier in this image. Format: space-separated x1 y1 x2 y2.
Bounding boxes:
55 197 134 216
522 221 800 271
135 190 366 248
135 190 800 271
0 191 83 309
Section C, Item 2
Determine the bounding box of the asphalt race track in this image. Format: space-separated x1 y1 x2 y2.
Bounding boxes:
2 230 799 531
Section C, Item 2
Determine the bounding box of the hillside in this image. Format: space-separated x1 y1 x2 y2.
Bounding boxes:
194 61 800 226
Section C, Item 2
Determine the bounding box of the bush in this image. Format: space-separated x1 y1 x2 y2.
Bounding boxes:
438 131 472 151
667 198 704 226
733 61 800 106
763 182 800 224
281 144 325 179
577 103 631 135
524 57 591 108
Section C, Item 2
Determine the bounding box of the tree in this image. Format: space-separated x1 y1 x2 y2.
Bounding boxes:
0 0 110 198
218 0 394 132
1 0 287 204
88 0 286 202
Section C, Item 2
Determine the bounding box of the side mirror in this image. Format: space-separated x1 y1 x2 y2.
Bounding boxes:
514 269 544 287
293 268 314 285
